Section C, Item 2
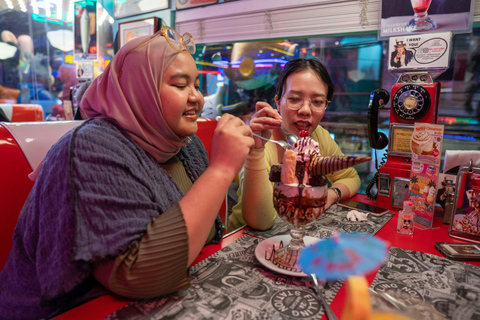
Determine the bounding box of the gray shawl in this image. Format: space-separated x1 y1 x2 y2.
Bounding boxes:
0 118 222 319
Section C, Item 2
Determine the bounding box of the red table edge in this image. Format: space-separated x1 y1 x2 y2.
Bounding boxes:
54 230 247 319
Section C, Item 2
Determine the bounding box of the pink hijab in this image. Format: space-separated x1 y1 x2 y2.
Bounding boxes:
80 32 188 163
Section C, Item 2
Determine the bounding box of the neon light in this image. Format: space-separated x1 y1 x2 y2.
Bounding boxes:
31 14 64 25
276 42 294 48
254 63 273 68
253 58 288 64
211 61 229 67
444 134 478 141
197 70 220 75
197 61 227 69
263 46 293 56
438 116 479 125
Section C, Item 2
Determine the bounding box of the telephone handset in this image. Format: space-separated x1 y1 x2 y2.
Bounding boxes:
367 89 390 150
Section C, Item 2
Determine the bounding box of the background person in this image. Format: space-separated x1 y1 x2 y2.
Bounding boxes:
227 58 360 232
0 28 253 319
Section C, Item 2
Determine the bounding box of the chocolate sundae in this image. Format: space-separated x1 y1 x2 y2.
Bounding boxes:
269 132 371 226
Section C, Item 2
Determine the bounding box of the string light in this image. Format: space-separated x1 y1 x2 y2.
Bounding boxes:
45 0 51 17
5 0 14 9
97 7 109 26
31 0 39 15
67 0 74 22
56 0 62 20
18 0 27 12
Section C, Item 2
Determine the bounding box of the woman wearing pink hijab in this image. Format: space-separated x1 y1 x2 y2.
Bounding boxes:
0 27 254 319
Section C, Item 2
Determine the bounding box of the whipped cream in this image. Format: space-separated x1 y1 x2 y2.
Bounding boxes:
293 136 320 162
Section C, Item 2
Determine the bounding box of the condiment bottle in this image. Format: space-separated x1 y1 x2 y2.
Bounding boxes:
397 200 414 235
442 182 455 224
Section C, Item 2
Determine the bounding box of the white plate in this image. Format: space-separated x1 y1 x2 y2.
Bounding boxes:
254 235 321 277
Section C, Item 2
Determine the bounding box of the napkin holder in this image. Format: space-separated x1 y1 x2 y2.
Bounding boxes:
449 160 480 243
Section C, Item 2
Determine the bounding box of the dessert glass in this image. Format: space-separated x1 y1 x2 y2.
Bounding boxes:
405 0 437 32
272 179 328 273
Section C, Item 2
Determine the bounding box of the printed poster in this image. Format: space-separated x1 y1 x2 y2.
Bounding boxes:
380 0 475 39
387 32 451 71
73 0 97 62
176 0 218 9
408 123 444 228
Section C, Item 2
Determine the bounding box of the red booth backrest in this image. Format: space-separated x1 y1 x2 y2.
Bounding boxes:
0 121 83 271
193 118 228 227
0 104 45 122
0 118 223 271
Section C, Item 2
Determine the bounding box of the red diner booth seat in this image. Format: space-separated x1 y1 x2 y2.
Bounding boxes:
0 118 226 272
0 104 45 122
195 118 228 228
0 120 83 271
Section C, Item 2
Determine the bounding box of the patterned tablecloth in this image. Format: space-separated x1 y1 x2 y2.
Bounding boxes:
106 205 394 319
371 247 480 320
246 203 395 239
106 235 342 320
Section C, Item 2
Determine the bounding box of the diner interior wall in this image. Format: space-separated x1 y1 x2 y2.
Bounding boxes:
176 0 480 44
112 0 175 34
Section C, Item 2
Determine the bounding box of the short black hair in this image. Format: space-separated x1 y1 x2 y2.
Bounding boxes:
276 58 334 102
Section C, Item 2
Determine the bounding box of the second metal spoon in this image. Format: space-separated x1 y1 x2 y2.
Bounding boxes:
280 126 299 146
252 133 292 150
311 274 338 320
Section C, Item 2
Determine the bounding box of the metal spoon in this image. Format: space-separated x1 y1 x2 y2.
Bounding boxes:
368 288 407 311
252 133 293 150
311 274 338 320
280 126 299 146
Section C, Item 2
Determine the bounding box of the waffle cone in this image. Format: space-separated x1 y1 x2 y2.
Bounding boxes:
308 156 371 176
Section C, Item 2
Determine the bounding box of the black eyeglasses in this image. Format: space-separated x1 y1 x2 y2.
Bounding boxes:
282 95 330 113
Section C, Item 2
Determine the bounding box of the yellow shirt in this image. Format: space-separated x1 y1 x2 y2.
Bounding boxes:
227 125 360 232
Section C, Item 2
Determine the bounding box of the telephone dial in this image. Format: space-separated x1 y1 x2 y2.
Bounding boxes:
367 72 440 210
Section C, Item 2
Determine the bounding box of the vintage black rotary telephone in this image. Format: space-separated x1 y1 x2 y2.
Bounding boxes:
366 89 390 199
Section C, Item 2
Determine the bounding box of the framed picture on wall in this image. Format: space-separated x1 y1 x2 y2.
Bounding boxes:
118 17 161 48
114 0 169 19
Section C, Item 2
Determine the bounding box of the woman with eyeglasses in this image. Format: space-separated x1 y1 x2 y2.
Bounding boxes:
0 27 254 319
227 58 360 232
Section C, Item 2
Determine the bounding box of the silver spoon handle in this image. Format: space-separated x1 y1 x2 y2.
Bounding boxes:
252 133 291 149
311 274 338 320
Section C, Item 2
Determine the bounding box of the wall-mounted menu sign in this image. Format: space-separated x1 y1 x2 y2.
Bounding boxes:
379 0 475 39
176 0 218 9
